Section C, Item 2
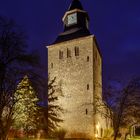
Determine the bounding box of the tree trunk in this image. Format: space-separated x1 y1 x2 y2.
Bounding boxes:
124 133 129 140
114 129 119 140
0 122 11 140
0 130 8 140
113 120 120 140
1 134 8 140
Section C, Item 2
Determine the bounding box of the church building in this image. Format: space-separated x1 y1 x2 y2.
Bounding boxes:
47 0 109 138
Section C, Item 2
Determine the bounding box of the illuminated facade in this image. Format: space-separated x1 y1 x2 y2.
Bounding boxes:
47 0 108 138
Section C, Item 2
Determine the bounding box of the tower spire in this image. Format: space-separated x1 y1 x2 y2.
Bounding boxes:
54 0 90 43
68 0 84 11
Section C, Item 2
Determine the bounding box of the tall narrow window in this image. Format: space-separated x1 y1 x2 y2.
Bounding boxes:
75 47 79 56
86 109 88 115
59 50 63 59
51 63 53 68
67 48 71 58
87 56 89 62
87 84 89 90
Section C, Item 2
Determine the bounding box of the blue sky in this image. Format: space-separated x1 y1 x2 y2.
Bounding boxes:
0 0 140 83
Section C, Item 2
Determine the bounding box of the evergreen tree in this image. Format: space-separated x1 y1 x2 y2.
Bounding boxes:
38 77 63 137
47 77 63 136
13 75 39 136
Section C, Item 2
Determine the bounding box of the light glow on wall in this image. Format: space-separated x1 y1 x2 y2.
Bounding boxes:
95 122 100 138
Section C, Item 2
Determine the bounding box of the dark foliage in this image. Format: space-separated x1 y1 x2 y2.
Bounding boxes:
38 77 63 137
102 78 140 140
0 16 39 140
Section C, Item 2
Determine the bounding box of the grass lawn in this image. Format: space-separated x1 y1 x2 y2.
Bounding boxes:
8 138 54 140
128 136 140 140
9 138 89 140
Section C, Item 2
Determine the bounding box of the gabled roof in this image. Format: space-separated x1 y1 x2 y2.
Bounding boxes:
68 0 84 11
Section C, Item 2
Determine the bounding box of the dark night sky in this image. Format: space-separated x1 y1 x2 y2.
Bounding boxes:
0 0 140 83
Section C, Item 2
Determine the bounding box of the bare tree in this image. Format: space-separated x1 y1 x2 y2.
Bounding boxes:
94 78 140 140
0 16 39 140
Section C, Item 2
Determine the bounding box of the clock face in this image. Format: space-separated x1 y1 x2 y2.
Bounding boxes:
68 13 77 25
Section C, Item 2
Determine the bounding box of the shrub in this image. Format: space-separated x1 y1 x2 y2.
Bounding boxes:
53 128 67 140
69 131 89 138
103 128 114 138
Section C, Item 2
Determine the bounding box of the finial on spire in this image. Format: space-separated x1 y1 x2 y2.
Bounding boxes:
68 0 84 11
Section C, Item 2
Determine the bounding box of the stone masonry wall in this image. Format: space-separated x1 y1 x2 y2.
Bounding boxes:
48 35 102 138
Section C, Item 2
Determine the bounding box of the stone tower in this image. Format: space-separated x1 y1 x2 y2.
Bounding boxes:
47 0 107 138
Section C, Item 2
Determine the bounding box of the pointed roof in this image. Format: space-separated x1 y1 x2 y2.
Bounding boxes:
68 0 84 11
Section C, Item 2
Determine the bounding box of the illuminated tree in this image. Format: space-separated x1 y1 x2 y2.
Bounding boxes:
13 75 39 136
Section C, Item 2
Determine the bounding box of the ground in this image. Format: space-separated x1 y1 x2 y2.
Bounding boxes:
129 136 140 140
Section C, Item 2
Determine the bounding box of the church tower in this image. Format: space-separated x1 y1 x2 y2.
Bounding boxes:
47 0 107 138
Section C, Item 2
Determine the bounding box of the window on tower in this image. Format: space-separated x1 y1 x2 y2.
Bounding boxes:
87 56 89 62
51 63 53 68
67 48 71 58
86 109 88 115
87 84 89 90
59 50 63 59
75 47 79 56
